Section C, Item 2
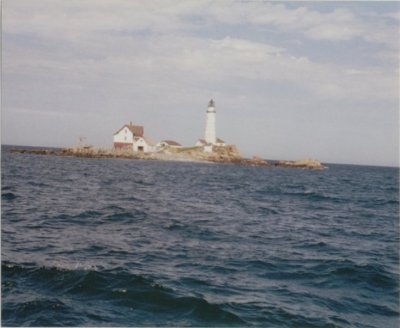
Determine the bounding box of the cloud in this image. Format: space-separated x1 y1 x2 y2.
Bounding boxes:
2 0 399 165
3 25 397 110
383 11 400 20
4 1 398 45
236 5 361 40
201 2 398 49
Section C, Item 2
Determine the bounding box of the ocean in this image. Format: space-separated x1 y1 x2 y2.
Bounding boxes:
1 145 399 327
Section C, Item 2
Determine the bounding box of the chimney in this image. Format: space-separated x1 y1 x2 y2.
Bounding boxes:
130 121 132 126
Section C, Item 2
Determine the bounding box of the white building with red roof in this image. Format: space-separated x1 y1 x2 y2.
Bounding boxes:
113 122 155 152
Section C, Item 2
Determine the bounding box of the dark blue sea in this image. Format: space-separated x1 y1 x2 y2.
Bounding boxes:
2 145 399 327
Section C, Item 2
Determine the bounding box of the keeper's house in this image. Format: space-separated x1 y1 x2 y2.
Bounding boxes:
113 122 155 152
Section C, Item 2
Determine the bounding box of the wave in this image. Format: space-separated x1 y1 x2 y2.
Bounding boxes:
76 210 103 219
2 192 17 200
3 152 399 327
26 181 51 188
300 260 399 292
105 209 148 222
2 298 84 326
329 262 398 289
246 257 398 293
284 190 347 203
43 209 149 226
2 262 246 326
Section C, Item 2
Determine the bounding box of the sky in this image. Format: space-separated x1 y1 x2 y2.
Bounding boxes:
2 0 399 166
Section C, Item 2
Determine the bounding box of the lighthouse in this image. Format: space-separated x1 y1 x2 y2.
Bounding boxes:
204 99 216 144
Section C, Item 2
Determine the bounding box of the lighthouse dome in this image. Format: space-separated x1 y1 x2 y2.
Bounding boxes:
207 99 216 113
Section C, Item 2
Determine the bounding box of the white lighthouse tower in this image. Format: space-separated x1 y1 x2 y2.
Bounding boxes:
204 99 216 144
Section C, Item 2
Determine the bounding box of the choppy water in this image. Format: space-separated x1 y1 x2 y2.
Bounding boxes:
2 146 399 327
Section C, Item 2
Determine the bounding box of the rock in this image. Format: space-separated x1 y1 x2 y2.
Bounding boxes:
275 158 327 170
293 159 326 169
9 147 326 170
247 156 269 167
274 160 291 167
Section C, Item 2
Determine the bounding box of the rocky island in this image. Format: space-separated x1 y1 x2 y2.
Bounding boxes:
9 99 327 170
9 146 326 170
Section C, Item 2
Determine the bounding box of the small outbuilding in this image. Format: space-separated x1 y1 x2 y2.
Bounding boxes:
215 138 226 147
133 137 156 153
195 139 207 147
195 137 226 147
157 140 182 149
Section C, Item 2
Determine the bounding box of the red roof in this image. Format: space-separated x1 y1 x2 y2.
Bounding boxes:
114 123 144 137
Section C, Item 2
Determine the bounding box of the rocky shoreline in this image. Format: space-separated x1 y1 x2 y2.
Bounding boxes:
9 146 327 170
274 159 328 170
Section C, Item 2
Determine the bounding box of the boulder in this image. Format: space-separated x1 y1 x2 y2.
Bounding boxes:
275 159 327 170
247 156 269 167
